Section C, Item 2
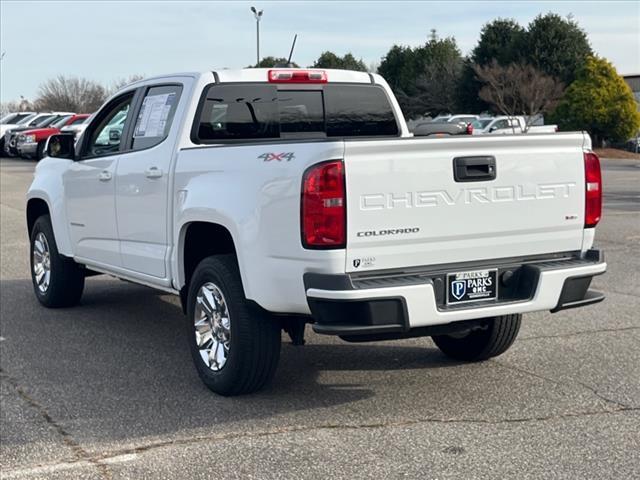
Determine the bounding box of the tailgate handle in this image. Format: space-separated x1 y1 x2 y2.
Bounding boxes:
453 156 496 182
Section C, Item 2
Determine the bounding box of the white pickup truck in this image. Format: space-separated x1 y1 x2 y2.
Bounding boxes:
472 116 558 135
27 68 606 396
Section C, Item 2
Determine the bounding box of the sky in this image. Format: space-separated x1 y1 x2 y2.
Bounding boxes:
1 0 639 102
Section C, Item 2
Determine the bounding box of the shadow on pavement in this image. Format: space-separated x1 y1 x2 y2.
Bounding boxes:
0 277 462 447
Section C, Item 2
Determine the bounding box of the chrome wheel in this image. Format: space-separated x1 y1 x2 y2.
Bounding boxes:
194 282 231 371
32 232 51 293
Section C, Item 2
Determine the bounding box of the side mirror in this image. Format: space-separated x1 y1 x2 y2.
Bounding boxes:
489 127 497 132
109 129 121 144
46 134 75 160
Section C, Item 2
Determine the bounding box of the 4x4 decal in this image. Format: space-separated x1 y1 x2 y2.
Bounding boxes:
259 152 295 162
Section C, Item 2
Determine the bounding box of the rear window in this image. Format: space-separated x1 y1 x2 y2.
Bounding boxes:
194 83 398 143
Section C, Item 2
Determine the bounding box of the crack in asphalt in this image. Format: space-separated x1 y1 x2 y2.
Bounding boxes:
492 361 632 410
3 406 638 478
519 326 640 342
597 289 640 299
0 369 113 480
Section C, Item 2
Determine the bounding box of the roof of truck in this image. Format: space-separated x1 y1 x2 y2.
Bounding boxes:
125 68 376 88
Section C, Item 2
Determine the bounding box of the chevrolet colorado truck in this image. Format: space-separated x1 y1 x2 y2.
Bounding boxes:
27 68 606 396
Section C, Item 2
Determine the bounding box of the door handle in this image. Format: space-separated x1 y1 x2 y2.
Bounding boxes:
145 166 163 179
98 170 112 182
453 156 496 182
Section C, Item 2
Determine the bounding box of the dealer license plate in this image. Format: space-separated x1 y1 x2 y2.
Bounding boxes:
446 269 498 305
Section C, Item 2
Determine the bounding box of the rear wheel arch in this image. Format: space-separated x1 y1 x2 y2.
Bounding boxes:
180 221 239 291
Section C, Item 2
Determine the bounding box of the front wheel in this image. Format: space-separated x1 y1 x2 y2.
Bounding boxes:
30 215 85 307
432 314 521 361
186 255 281 396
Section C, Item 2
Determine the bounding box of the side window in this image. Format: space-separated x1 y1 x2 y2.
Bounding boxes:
195 84 278 141
131 85 182 151
493 120 509 130
84 93 134 157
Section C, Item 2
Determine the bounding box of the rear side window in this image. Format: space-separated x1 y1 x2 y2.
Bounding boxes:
132 85 182 150
193 83 398 142
197 85 278 140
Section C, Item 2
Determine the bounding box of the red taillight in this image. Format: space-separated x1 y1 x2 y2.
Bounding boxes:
584 151 602 228
268 69 327 83
301 160 345 248
466 123 473 135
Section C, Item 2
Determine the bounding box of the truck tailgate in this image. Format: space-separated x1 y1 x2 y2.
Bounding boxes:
344 133 587 273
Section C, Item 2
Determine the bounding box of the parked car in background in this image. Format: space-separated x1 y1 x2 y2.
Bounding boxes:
0 112 38 149
412 114 479 136
431 114 479 124
473 116 558 135
0 111 37 128
3 113 74 156
60 115 92 141
17 114 89 160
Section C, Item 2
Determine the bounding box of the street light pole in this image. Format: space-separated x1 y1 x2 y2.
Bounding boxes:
250 7 263 66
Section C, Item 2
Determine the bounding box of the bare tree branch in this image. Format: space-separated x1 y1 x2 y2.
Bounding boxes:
34 76 107 113
474 61 564 131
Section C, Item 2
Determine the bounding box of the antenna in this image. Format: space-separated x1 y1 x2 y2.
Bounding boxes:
287 34 298 66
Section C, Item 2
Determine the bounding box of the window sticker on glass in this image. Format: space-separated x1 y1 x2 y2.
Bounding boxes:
134 93 176 138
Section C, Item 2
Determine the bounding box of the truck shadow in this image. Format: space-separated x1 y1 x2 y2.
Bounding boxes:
0 277 466 447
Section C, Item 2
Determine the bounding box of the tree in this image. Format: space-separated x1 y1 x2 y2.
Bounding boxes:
311 51 367 71
414 31 463 115
379 31 463 119
34 76 106 113
1 96 33 116
472 18 526 66
458 18 526 112
249 57 299 68
459 14 592 112
526 13 592 85
474 61 565 131
110 74 145 94
378 45 419 93
551 56 640 146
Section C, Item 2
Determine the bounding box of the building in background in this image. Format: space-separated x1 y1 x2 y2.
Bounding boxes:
623 74 640 110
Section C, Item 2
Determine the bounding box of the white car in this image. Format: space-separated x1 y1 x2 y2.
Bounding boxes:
27 68 606 396
0 112 37 148
431 114 479 124
473 116 558 135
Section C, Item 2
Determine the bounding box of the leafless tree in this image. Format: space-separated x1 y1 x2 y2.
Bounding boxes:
1 96 33 116
473 60 565 131
108 74 145 95
34 76 107 113
415 57 463 114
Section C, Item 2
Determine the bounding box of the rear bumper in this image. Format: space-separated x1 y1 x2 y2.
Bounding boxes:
306 250 606 337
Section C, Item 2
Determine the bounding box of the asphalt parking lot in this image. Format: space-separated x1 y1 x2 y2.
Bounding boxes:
1 155 638 479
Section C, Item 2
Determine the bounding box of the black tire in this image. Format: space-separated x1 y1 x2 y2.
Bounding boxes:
432 314 521 361
0 138 5 153
186 255 281 396
36 141 46 160
30 215 85 308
